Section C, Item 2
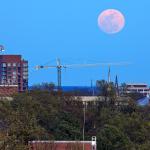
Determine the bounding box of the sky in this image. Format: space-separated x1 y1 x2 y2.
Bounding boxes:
0 0 149 86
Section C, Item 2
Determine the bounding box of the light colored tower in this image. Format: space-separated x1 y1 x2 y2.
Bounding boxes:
108 66 111 83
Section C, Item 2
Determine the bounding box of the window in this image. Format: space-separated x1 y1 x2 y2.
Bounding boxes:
12 79 17 84
8 76 11 79
23 68 28 71
7 63 11 67
1 68 6 71
23 83 27 86
2 63 6 67
8 72 11 75
18 68 21 72
23 76 28 79
7 67 11 71
23 72 28 75
1 80 6 84
13 67 17 71
12 71 17 75
23 63 28 67
13 63 17 67
12 76 17 79
2 72 6 75
18 63 20 67
2 76 6 79
7 79 11 84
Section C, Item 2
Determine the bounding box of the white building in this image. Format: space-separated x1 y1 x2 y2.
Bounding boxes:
126 83 150 95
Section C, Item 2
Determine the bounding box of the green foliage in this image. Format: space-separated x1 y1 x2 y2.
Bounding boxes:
96 80 116 97
97 125 130 150
31 82 55 91
54 111 81 140
0 89 150 149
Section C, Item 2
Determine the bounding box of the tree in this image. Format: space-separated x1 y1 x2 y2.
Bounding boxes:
97 125 131 150
1 88 150 149
31 82 55 92
96 80 117 108
96 80 108 97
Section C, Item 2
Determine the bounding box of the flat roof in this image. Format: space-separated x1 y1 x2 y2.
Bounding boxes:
127 83 148 85
0 85 18 87
29 141 92 144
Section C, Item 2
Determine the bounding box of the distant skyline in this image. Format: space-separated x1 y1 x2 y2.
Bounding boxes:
0 0 149 86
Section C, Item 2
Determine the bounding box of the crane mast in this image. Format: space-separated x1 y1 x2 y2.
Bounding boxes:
57 58 62 88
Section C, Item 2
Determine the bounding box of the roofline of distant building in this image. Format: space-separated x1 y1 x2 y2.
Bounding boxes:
0 85 18 87
126 83 148 85
0 54 21 57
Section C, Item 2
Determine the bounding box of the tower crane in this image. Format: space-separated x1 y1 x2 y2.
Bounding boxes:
35 58 129 88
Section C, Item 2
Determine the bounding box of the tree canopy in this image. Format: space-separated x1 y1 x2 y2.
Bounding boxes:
0 83 150 149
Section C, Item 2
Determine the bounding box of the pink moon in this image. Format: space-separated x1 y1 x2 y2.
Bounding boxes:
98 9 125 34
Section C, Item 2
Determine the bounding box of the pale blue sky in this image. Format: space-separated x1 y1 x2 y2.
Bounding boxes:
0 0 149 86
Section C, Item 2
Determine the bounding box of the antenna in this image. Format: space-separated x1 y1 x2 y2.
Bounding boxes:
83 101 86 150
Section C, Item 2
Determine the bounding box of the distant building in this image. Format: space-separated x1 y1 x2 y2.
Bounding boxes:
28 136 97 150
126 83 150 95
0 55 28 93
137 95 150 106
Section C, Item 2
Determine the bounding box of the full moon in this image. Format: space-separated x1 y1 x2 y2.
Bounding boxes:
98 9 125 34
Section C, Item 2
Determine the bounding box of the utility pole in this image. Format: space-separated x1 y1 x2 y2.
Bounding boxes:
83 101 86 150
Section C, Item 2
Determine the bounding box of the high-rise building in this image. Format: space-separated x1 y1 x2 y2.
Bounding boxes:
0 55 28 92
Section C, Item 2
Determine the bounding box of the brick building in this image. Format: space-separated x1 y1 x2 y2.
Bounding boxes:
0 85 18 96
28 137 97 150
0 55 28 93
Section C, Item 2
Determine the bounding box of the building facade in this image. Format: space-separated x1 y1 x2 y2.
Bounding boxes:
126 83 150 95
0 55 28 92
